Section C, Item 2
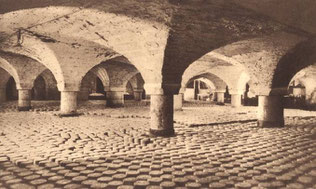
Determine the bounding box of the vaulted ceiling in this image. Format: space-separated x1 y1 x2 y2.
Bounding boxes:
0 0 315 95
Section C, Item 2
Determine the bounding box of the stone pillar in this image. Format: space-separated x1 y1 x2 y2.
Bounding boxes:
0 88 6 103
174 93 183 111
133 89 143 101
150 94 175 137
216 92 225 103
258 95 284 127
60 91 78 116
231 94 242 107
106 91 125 107
18 89 32 111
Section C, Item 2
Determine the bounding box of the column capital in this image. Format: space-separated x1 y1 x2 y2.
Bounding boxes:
144 83 181 95
16 82 33 90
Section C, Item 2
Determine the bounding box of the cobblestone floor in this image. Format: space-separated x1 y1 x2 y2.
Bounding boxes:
0 101 316 188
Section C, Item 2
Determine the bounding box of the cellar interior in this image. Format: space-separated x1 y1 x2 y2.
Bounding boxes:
0 0 316 188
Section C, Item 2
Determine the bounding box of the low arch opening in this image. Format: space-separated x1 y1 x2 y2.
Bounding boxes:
6 77 17 101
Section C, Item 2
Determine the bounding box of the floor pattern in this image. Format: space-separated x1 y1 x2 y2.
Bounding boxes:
0 101 316 188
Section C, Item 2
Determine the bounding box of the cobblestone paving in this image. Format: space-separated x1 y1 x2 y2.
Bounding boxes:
0 101 316 188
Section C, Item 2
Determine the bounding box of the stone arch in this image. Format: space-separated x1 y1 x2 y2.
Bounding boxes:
0 6 169 89
183 72 228 91
40 69 60 100
78 60 114 101
213 33 306 94
32 75 46 100
183 72 228 102
271 38 316 91
0 57 20 86
89 66 110 90
6 77 18 101
236 71 251 94
123 72 145 91
79 71 100 101
0 36 64 90
161 2 290 88
99 61 139 89
195 78 216 90
180 33 306 96
124 72 145 101
0 67 13 88
180 50 255 96
0 68 13 102
289 65 316 107
0 51 53 91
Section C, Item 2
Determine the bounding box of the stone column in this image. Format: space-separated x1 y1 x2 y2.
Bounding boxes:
257 95 284 127
216 92 225 103
106 90 125 107
18 89 32 111
174 93 183 111
133 89 143 101
231 94 242 107
0 88 6 103
60 91 78 116
150 94 175 137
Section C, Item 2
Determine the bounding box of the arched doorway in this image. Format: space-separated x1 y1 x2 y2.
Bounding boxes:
6 77 17 101
96 77 105 95
32 76 46 100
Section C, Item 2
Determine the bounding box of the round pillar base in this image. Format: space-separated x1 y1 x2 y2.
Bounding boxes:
18 106 31 111
149 128 175 137
257 120 284 128
58 112 81 117
257 95 284 128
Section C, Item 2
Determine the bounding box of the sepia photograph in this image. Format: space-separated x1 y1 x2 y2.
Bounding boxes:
0 0 316 188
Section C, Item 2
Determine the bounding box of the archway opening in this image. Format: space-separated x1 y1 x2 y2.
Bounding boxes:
124 81 134 101
87 76 106 100
6 77 17 101
32 76 46 100
79 72 107 101
124 72 145 102
224 86 231 103
243 83 258 106
96 77 105 95
284 65 316 110
184 78 215 101
284 79 308 109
